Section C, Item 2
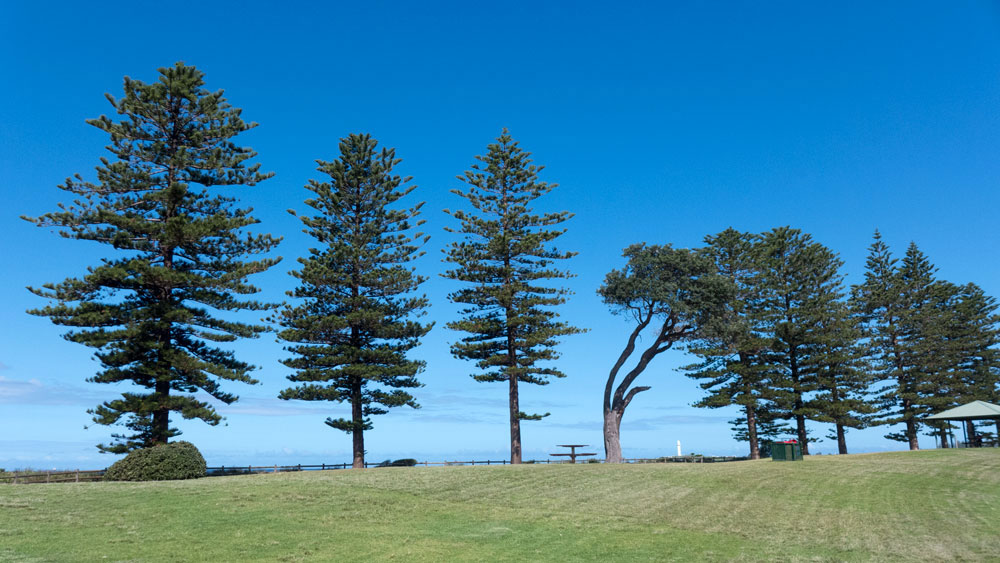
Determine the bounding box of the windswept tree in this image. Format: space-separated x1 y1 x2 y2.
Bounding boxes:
276 134 431 469
443 129 581 464
24 63 280 453
683 228 774 459
599 244 728 463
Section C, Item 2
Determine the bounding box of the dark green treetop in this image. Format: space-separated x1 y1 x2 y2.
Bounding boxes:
443 129 582 464
276 133 431 469
24 62 280 453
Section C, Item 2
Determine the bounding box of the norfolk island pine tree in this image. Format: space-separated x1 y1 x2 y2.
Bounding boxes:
682 228 777 460
23 63 280 453
442 129 582 464
853 234 941 450
276 134 431 469
754 227 848 455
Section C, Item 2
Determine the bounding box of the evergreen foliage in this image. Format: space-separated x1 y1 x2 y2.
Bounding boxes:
754 227 847 454
852 233 1000 449
683 228 776 459
276 134 431 469
443 129 581 464
915 282 1000 445
103 440 206 481
24 63 279 453
807 298 875 454
853 236 937 449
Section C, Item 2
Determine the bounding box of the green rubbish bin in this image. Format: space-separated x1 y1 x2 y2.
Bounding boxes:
770 440 802 461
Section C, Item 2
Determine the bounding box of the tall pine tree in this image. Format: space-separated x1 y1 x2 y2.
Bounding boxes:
916 282 1000 446
755 227 846 454
24 63 280 453
853 233 941 450
807 299 874 454
683 228 775 459
443 129 581 464
276 134 431 469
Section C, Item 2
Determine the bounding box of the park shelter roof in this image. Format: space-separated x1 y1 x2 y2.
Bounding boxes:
925 401 1000 421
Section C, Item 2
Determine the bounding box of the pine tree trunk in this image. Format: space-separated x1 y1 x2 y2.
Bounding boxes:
509 372 521 464
795 413 809 455
966 420 977 447
746 404 760 460
152 380 170 446
603 409 623 463
938 426 950 448
351 377 365 469
505 296 522 465
789 353 809 455
906 417 919 450
836 423 847 455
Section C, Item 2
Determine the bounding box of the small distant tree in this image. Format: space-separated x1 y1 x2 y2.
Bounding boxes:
24 63 280 453
276 134 431 469
443 129 582 464
599 244 728 463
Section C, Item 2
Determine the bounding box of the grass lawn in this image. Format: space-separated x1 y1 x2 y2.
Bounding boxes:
1 449 997 562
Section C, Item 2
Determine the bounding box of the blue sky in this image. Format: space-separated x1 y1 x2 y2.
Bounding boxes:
2 1 999 468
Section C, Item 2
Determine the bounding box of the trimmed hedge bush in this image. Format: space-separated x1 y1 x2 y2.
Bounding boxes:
103 441 207 481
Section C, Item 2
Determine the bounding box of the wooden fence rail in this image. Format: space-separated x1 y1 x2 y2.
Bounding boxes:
0 469 105 484
4 455 748 484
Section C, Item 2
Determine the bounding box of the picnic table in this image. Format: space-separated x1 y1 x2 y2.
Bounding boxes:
550 444 597 463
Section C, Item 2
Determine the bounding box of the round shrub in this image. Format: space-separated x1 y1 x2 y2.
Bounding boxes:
103 441 207 481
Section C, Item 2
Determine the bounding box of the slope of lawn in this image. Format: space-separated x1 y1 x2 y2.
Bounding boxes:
1 449 998 562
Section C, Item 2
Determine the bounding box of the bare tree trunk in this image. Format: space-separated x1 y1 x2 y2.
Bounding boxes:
351 377 364 469
509 372 521 464
836 424 847 455
601 309 688 464
152 380 170 446
966 420 978 447
938 426 950 448
795 413 809 455
746 404 760 460
906 417 919 451
603 409 623 463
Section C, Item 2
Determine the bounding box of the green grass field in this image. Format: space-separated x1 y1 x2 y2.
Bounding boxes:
1 449 997 562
